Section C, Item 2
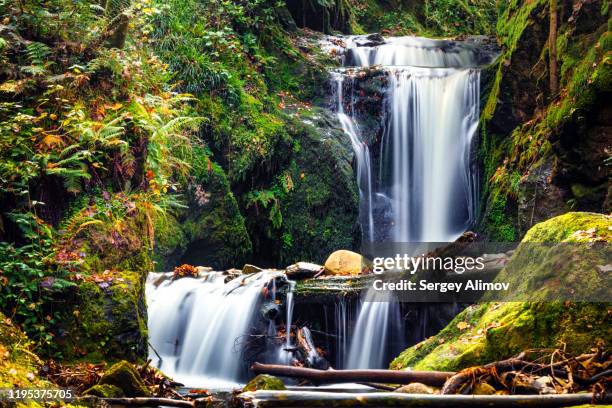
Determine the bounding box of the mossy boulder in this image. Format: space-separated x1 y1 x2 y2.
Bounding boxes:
242 109 360 266
391 212 611 372
519 211 611 242
98 360 150 397
243 374 286 392
83 383 124 398
54 270 147 362
489 212 611 301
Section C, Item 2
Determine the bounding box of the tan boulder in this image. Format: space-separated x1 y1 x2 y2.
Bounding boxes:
395 382 434 394
324 250 370 276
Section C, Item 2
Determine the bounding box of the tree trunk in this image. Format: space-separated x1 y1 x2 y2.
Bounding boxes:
237 390 609 408
549 0 559 96
251 362 454 386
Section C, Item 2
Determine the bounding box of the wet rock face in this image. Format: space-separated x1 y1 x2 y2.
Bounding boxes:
552 101 612 213
479 0 611 237
488 5 550 135
243 109 360 266
517 158 567 235
284 0 350 33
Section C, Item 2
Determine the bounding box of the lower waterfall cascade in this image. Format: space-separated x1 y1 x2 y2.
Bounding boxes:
147 33 490 383
146 270 291 387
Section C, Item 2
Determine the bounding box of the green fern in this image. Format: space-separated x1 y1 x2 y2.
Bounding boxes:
21 42 52 76
25 42 51 66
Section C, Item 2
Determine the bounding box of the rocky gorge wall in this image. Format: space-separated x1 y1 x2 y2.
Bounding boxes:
478 0 611 240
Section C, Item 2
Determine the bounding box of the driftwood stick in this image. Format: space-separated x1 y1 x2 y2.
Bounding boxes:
251 362 454 386
95 397 194 407
237 390 610 407
357 382 398 391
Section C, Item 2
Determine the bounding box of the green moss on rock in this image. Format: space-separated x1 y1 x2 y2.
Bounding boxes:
479 1 611 236
391 212 611 372
243 374 286 392
83 383 124 398
156 148 252 270
243 109 360 265
522 212 611 242
0 312 48 388
54 271 147 362
98 360 150 397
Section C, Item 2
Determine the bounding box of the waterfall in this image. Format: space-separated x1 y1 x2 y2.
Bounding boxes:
335 35 483 368
383 67 480 241
332 73 375 241
146 270 287 387
345 294 402 369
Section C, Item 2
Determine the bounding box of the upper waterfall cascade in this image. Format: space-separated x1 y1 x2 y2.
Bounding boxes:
333 35 482 243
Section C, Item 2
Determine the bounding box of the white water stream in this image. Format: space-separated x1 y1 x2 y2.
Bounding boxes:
147 271 286 387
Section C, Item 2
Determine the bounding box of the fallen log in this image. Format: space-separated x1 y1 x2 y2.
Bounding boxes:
251 362 454 386
90 397 195 407
237 390 610 407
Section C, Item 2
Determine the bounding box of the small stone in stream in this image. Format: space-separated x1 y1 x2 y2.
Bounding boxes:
365 33 385 44
286 262 323 279
243 374 286 392
224 268 242 283
324 250 370 276
83 383 124 398
396 383 434 394
473 383 496 395
243 264 263 274
99 360 150 397
261 301 281 320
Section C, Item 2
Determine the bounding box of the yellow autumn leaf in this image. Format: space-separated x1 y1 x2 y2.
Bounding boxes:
456 321 469 331
40 134 62 148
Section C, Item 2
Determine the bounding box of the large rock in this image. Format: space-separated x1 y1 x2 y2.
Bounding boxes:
243 374 286 392
391 212 611 372
242 109 360 266
83 383 124 398
324 250 368 276
54 270 147 362
155 158 252 271
98 360 150 397
479 0 611 238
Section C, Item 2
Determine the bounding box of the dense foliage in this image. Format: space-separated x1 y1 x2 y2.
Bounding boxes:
0 0 198 350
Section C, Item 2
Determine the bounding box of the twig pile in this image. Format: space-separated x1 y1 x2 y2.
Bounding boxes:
441 347 611 398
